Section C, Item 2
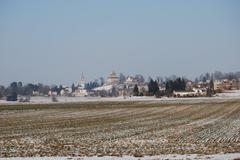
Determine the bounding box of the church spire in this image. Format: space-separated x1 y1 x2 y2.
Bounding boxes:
81 72 84 82
80 72 85 88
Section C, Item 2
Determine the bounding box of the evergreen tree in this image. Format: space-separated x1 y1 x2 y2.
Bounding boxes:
133 84 139 96
203 77 207 83
99 77 105 86
0 86 4 99
85 81 99 90
165 77 186 96
71 83 76 93
148 79 154 95
181 78 186 91
148 79 159 95
119 73 126 84
165 80 174 96
153 80 159 94
10 82 18 94
209 79 214 90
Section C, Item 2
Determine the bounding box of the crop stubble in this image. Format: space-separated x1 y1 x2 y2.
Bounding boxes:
0 100 240 157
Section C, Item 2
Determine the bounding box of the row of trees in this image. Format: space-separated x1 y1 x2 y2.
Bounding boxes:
1 71 239 100
85 81 100 90
165 78 186 95
132 77 187 97
0 82 56 101
5 82 51 96
135 77 212 97
0 81 101 101
133 79 161 97
196 71 240 83
148 79 160 95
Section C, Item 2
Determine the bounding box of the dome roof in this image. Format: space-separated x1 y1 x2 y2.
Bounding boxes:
108 71 118 78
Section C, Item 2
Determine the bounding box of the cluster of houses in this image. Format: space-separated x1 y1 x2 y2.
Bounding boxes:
92 71 148 97
47 71 148 97
213 79 240 91
174 78 240 97
47 71 240 98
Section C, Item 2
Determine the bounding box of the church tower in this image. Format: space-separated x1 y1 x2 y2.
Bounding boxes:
80 72 85 88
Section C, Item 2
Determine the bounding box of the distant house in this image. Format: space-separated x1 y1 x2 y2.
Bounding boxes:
173 91 196 97
73 87 88 97
223 79 238 90
173 88 207 97
48 91 57 96
213 80 223 91
93 84 119 97
138 84 149 95
197 81 208 88
186 80 194 91
93 85 113 92
73 83 88 97
193 88 207 96
124 76 137 86
60 86 72 96
213 79 240 91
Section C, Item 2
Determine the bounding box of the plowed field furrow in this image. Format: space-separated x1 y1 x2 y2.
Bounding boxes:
0 100 240 157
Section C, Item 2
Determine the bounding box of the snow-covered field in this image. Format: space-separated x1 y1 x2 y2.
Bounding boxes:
1 92 240 160
0 90 240 105
1 153 240 160
1 100 240 159
216 90 240 98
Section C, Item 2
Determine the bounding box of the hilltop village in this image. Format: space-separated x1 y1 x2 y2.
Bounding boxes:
1 71 239 102
55 71 240 98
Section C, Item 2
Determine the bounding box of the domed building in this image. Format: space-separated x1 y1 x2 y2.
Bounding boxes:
106 71 119 85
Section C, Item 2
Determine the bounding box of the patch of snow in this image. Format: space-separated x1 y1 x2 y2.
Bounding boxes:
1 153 240 160
0 90 240 105
216 90 240 98
93 85 113 91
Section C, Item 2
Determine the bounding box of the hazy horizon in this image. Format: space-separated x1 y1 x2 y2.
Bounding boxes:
1 0 240 86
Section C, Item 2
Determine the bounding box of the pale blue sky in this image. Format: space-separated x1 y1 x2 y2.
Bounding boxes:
0 0 240 85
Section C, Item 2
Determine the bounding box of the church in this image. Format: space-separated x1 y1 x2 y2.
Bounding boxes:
106 71 119 85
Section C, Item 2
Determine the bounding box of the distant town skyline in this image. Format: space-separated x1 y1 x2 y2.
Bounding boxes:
1 0 240 86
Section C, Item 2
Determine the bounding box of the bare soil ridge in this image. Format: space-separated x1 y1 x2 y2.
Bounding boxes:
0 99 240 157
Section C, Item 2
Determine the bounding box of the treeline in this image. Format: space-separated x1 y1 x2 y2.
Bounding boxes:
165 78 186 95
0 82 52 100
148 79 160 95
1 71 239 100
85 81 100 90
196 71 240 82
133 77 186 97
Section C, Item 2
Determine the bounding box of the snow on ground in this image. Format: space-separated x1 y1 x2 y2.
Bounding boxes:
216 89 240 98
1 153 240 160
0 90 240 105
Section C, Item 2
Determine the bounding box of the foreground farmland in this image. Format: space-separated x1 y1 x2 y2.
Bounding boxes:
0 99 240 158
